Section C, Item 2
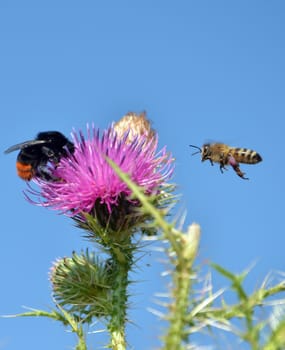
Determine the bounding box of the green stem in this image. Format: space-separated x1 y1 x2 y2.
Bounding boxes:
108 240 132 350
162 223 200 350
163 261 192 350
75 326 87 350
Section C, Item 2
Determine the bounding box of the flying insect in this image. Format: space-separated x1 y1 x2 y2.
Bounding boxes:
4 131 74 181
190 143 262 180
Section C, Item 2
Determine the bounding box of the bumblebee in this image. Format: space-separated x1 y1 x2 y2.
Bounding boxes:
190 143 262 180
4 131 74 181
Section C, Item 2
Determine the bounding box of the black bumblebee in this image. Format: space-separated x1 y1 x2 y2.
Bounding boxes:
4 131 74 181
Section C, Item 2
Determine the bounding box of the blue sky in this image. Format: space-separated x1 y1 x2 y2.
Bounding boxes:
1 1 284 349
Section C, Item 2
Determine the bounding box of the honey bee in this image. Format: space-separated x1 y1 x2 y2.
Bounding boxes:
190 143 262 180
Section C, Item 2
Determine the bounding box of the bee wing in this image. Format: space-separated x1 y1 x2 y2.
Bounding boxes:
4 139 47 154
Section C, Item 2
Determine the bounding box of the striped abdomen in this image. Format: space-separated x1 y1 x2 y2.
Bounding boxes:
16 161 34 181
229 148 262 164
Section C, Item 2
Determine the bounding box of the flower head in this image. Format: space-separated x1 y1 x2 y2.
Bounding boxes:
28 113 174 232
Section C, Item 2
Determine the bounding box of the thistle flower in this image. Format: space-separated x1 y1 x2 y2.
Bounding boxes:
28 113 174 233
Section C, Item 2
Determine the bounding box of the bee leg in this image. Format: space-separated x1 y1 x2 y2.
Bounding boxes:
219 163 228 174
36 163 61 181
232 165 249 180
219 154 228 173
228 155 249 180
218 153 229 174
35 166 54 181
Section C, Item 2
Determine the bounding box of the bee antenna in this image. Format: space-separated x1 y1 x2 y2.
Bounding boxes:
189 144 202 156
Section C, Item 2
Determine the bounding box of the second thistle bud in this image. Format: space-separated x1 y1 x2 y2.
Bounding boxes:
50 251 114 322
113 111 155 144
